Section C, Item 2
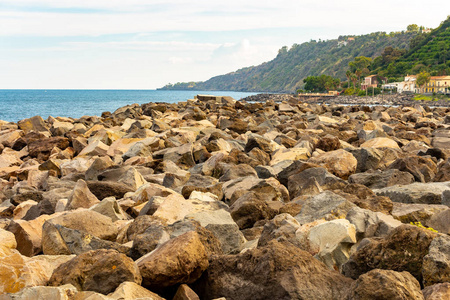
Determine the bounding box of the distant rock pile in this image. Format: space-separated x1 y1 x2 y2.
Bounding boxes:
0 94 449 299
246 93 450 108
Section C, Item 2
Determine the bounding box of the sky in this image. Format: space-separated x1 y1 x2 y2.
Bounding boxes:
0 1 449 89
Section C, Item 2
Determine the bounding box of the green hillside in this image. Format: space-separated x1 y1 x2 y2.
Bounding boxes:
160 31 416 93
376 16 450 78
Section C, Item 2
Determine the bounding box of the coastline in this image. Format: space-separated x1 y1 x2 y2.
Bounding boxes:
0 93 449 298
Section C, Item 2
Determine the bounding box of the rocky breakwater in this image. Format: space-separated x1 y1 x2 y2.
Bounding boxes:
0 94 449 299
304 94 450 107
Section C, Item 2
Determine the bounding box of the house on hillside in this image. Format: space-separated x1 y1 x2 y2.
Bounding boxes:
423 76 450 94
361 75 387 90
382 75 417 93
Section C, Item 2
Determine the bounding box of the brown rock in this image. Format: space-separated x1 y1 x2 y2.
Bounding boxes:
86 180 134 200
108 281 165 300
28 137 69 161
197 240 353 300
388 155 437 183
173 284 200 300
49 249 142 294
309 149 357 179
316 134 341 151
422 236 450 287
137 231 209 290
422 283 450 300
342 224 438 283
65 179 100 210
434 158 450 182
230 192 277 229
347 269 424 300
7 215 51 257
46 210 118 241
17 116 48 134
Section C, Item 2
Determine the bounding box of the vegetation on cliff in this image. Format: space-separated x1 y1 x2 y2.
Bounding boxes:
160 31 416 93
160 16 450 93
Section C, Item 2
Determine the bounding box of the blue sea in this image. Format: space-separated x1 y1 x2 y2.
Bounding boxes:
0 90 258 123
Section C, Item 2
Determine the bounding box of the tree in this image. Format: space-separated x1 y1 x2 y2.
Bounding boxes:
346 70 352 87
303 75 340 93
438 41 448 64
355 69 362 87
350 74 358 89
349 56 372 72
407 24 419 32
416 71 431 93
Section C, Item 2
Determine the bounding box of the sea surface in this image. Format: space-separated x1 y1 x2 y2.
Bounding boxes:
0 90 258 122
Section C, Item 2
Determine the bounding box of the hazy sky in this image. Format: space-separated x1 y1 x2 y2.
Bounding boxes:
1 1 449 89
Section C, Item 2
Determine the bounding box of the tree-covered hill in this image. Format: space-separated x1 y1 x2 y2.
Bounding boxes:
160 31 417 93
375 16 450 78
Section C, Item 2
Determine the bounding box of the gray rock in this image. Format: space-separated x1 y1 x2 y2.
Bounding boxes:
346 207 402 240
347 147 384 173
426 209 450 235
185 208 246 254
423 235 450 287
42 223 130 256
258 213 300 247
294 191 356 225
374 182 450 205
348 169 415 189
89 197 129 221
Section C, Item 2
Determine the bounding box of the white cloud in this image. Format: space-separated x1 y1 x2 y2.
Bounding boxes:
1 1 450 89
1 1 448 37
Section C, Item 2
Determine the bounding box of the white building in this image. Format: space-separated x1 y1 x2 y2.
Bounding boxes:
381 75 417 93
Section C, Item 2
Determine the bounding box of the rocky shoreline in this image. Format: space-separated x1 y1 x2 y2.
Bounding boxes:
244 93 450 107
0 94 449 299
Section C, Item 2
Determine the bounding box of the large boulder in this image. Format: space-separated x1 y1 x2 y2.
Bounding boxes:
6 215 51 257
230 191 277 230
0 244 74 294
347 147 383 173
65 179 100 210
44 210 118 241
42 223 130 256
374 182 450 205
308 149 357 179
87 180 134 200
17 116 48 134
426 208 450 235
108 281 165 300
422 236 450 287
197 240 353 300
307 219 357 271
222 176 288 205
137 231 209 291
185 208 246 254
348 169 415 189
388 156 437 183
49 249 141 294
342 224 438 283
28 137 69 161
257 213 300 247
0 284 78 300
287 167 346 199
346 207 402 240
360 137 400 149
347 269 424 300
422 283 450 300
294 191 356 225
